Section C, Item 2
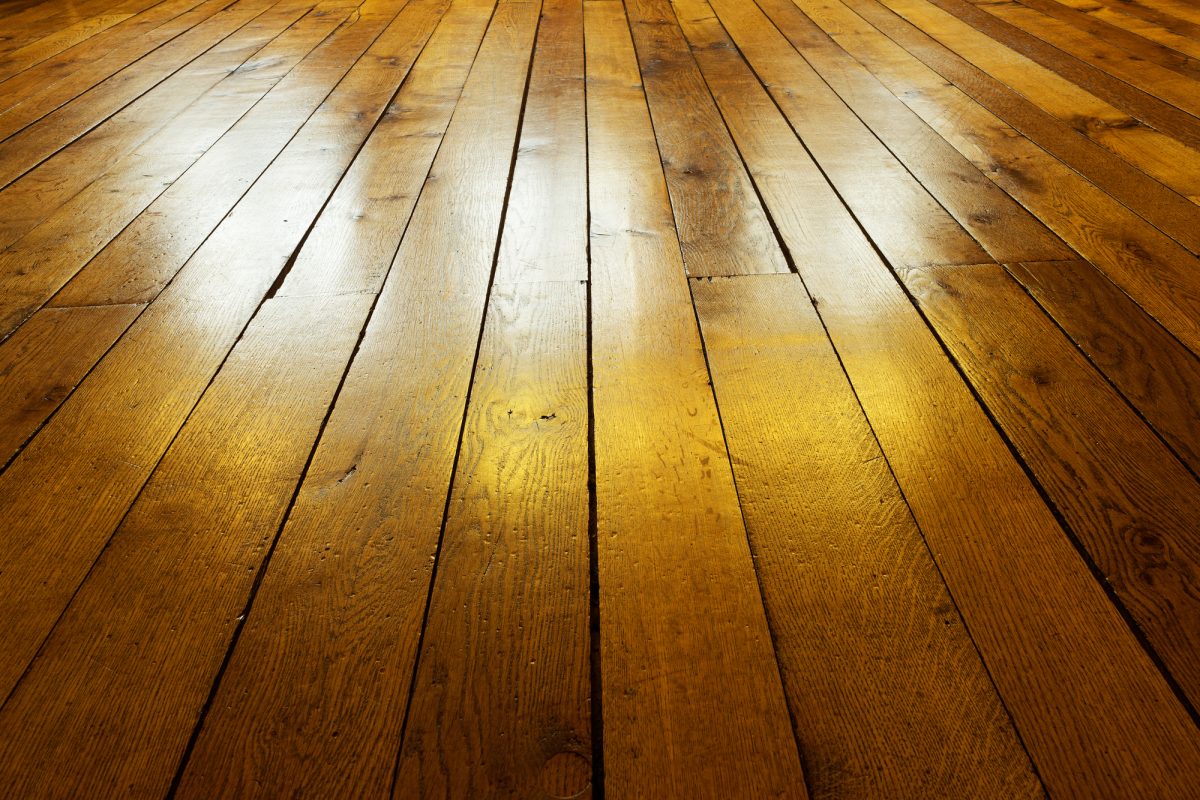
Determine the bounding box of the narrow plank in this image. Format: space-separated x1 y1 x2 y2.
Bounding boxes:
0 0 222 130
901 262 1200 707
173 3 546 796
0 2 493 796
756 0 1073 264
671 0 1200 794
0 0 136 55
822 0 1200 355
0 0 440 702
0 0 283 187
392 2 589 793
49 0 411 310
625 0 787 276
0 303 142 465
274 0 499 299
1051 0 1200 61
706 0 992 269
693 273 1043 799
393 282 590 795
1125 0 1200 26
0 0 351 337
820 0 1200 258
1085 0 1200 43
0 4 142 83
969 0 1200 114
1009 259 1200 474
920 0 1200 150
1013 0 1200 76
0 0 340 250
872 0 1200 202
0 292 371 799
586 2 807 794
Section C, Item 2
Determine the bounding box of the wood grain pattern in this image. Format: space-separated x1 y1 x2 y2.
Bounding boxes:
0 0 437 702
393 0 591 791
830 0 1200 257
0 291 372 799
671 3 1200 795
0 1 353 334
0 0 343 250
0 0 272 179
758 0 1072 264
707 0 992 269
693 273 1042 799
4 0 1200 793
586 3 807 794
50 0 408 309
625 0 787 277
818 0 1200 356
174 3 541 795
1010 259 1200 475
0 302 142 464
901 262 1200 707
873 0 1200 201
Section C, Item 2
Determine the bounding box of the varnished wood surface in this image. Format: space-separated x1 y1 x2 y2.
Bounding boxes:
1 0 1200 795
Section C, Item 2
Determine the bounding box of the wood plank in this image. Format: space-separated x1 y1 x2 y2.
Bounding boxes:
1009 259 1200 475
391 2 589 793
822 0 1200 257
0 1 352 337
173 3 545 796
625 0 787 276
0 0 166 83
0 291 371 799
670 0 1200 794
706 0 992 269
921 0 1200 149
971 0 1200 110
819 0 1200 356
0 0 136 55
1011 0 1200 76
901 261 1200 706
0 303 142 465
756 0 1073 264
0 0 223 133
394 281 590 795
873 0 1200 202
0 0 439 703
586 2 807 794
0 0 285 188
49 0 411 310
0 0 341 251
692 273 1043 799
274 0 499 299
0 1 495 796
1084 0 1200 43
1050 0 1200 61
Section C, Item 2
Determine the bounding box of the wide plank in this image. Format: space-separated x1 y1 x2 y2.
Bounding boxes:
587 2 807 794
174 3 543 795
671 0 1200 793
693 273 1043 799
0 291 371 799
0 302 142 465
0 0 439 701
625 0 787 277
1010 259 1200 475
901 261 1200 706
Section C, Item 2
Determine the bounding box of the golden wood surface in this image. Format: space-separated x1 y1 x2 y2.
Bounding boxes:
1 0 1200 795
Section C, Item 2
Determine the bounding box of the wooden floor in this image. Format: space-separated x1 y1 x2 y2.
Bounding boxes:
2 0 1200 795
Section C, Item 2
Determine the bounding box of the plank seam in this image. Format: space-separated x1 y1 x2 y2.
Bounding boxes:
386 2 545 793
622 1 812 790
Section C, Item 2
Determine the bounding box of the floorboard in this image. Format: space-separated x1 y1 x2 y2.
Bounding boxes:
2 0 1200 795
